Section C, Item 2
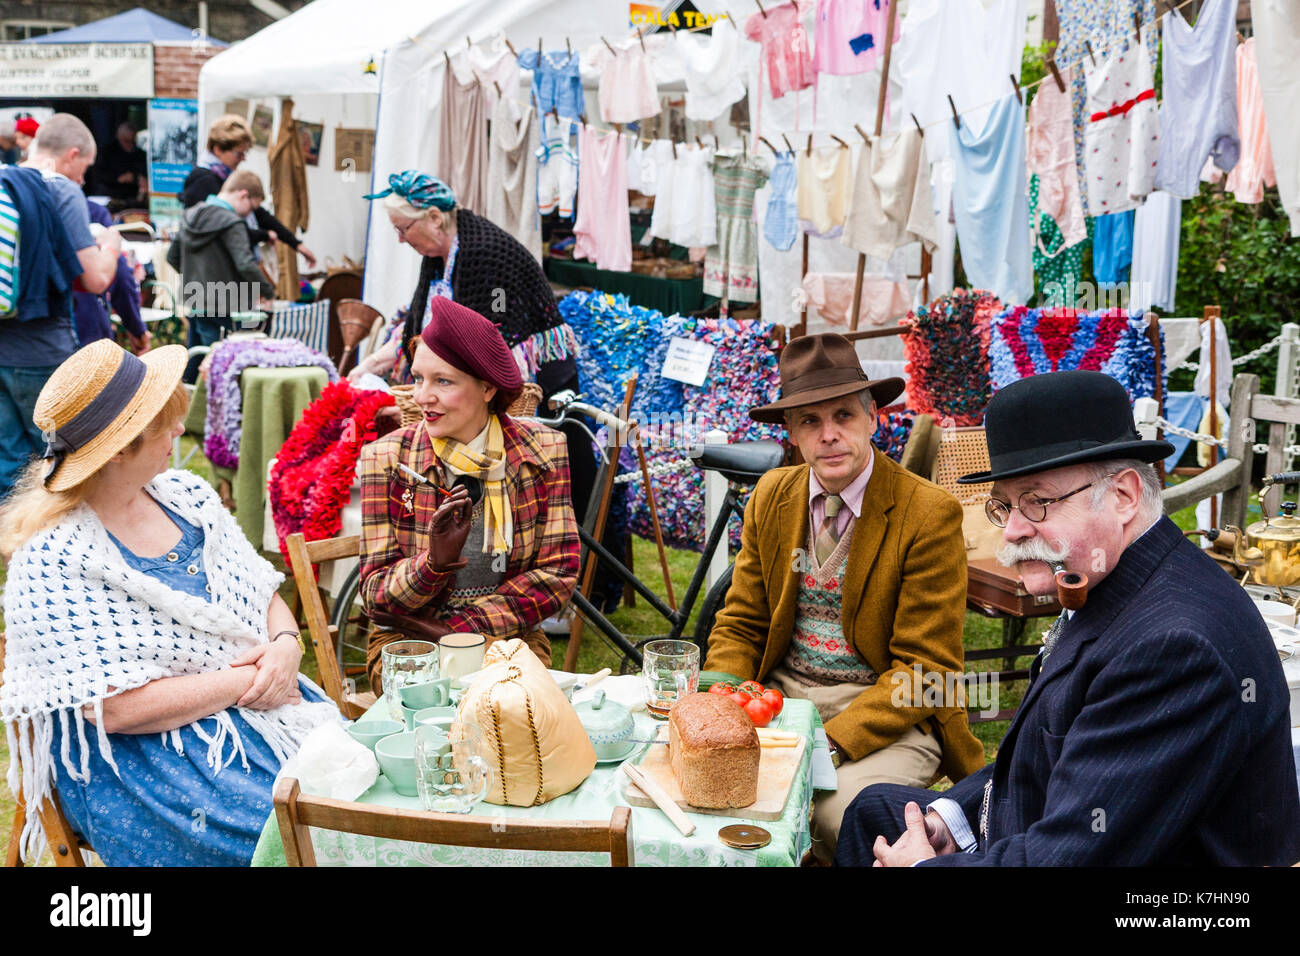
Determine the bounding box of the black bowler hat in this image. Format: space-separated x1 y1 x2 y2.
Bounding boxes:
957 370 1174 484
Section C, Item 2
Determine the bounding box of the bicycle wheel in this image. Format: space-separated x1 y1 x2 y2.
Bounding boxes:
692 563 733 657
328 564 372 693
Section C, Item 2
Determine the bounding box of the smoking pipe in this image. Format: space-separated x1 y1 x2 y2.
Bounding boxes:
1049 560 1088 610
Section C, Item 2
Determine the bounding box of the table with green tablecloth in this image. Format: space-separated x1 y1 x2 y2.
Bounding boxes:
185 365 329 548
545 257 708 317
251 686 833 867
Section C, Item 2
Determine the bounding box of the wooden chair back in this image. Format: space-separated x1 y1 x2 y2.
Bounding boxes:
285 532 375 719
1 633 90 867
274 777 633 866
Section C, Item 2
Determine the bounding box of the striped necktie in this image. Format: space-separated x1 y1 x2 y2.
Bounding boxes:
814 493 844 565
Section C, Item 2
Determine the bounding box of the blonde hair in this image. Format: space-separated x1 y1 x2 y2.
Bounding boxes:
0 383 190 558
222 168 265 202
207 114 253 152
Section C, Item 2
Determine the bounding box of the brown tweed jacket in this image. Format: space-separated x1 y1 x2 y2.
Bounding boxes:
704 447 985 783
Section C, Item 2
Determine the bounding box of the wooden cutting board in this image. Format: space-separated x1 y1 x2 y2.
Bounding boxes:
623 729 807 821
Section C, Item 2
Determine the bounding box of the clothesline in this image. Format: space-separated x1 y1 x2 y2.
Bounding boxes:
902 0 1201 139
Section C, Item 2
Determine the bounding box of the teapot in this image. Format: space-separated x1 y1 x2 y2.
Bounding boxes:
572 689 635 762
1225 472 1300 588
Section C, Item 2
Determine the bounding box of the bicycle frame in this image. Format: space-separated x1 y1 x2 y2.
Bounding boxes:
568 483 750 666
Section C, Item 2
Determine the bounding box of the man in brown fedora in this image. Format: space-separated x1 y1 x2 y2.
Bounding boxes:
705 333 984 862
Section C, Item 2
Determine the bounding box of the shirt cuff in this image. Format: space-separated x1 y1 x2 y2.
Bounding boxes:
927 797 977 853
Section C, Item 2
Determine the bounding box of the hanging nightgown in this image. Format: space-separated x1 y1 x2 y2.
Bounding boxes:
704 155 769 303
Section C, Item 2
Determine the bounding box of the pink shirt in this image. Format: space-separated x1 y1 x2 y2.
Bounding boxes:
744 1 816 100
813 0 901 76
808 448 874 538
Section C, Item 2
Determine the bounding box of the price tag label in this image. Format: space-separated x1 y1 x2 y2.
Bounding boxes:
661 337 716 387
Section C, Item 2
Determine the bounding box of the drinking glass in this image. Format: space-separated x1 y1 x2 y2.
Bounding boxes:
380 640 438 722
642 639 700 720
415 721 495 813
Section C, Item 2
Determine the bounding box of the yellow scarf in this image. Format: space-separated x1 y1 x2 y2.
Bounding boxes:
427 416 511 554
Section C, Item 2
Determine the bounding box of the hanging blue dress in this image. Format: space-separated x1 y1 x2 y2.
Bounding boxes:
50 502 327 866
764 151 799 251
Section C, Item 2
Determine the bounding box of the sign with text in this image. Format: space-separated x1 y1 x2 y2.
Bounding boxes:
661 336 717 386
0 43 153 98
148 98 198 195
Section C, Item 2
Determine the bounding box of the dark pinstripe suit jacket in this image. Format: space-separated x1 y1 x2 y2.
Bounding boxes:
928 517 1300 866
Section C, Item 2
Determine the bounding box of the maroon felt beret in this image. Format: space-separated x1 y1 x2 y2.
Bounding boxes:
419 297 523 410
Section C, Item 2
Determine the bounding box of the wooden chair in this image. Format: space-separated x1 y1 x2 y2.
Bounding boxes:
930 428 1058 722
285 532 376 719
1 633 91 867
316 269 364 368
274 777 633 866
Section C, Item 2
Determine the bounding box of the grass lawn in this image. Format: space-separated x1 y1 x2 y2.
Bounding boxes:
0 438 1206 863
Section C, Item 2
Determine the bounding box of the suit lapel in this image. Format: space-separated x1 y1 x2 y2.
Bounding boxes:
769 469 811 658
841 447 894 639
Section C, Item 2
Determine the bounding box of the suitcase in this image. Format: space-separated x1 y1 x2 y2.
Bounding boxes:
966 557 1061 618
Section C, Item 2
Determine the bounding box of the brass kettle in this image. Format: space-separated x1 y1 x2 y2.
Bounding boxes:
1226 472 1300 588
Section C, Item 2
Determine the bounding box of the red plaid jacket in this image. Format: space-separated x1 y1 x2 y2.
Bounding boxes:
357 415 579 653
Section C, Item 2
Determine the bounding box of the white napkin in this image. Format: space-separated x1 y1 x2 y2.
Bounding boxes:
276 721 379 801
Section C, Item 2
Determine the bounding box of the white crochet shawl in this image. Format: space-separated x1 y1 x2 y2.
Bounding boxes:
1 469 339 860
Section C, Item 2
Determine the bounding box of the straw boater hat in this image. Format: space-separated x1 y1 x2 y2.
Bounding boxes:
35 340 187 492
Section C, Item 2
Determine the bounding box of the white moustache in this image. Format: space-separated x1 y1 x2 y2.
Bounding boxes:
996 537 1070 568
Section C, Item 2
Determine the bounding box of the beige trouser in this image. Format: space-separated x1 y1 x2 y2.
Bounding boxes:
766 664 942 863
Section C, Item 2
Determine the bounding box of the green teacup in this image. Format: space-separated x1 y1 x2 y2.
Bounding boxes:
346 719 405 751
375 731 419 797
413 706 458 730
399 677 452 710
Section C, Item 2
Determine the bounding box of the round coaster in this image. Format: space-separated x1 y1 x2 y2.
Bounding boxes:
717 824 771 850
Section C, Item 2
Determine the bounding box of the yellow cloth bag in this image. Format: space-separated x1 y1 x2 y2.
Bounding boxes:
460 639 596 806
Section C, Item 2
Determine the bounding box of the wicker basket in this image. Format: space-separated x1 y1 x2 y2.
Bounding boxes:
390 381 543 425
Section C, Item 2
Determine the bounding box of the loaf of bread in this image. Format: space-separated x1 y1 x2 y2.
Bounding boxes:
667 693 760 808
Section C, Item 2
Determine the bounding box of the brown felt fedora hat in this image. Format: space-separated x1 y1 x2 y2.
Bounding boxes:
750 333 904 424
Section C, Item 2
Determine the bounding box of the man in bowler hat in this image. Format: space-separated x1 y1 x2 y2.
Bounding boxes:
704 333 984 863
839 370 1300 866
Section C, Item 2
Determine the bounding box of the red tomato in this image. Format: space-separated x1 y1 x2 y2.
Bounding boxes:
727 691 753 709
761 687 784 716
708 682 736 696
738 680 765 698
743 695 774 728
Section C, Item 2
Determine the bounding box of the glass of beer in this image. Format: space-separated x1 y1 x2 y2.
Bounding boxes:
642 640 700 720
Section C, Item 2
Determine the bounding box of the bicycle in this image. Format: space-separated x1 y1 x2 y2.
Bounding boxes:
326 390 786 680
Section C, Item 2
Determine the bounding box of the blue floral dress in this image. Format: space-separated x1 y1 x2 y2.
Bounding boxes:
50 502 326 867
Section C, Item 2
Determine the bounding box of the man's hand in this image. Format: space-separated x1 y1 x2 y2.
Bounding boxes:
230 637 303 710
97 228 122 254
297 244 319 270
873 801 942 867
126 330 151 354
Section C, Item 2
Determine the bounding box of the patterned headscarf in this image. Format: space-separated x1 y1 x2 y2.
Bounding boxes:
363 170 456 211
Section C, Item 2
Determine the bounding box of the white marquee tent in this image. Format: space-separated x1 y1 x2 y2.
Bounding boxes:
199 0 727 319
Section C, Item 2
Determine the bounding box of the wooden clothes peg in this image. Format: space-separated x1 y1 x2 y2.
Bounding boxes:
1133 12 1141 43
1085 39 1096 65
637 28 647 52
910 113 924 136
756 0 768 17
830 134 849 149
602 36 617 56
538 36 543 57
505 37 518 57
466 35 472 49
1048 58 1066 92
947 93 961 130
1010 72 1023 105
854 123 870 143
806 133 813 156
758 135 779 156
782 133 794 154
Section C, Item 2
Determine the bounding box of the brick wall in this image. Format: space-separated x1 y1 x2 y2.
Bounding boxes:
153 44 220 99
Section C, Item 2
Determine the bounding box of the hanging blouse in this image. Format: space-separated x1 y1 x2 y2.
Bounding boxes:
797 147 852 238
764 150 799 251
1026 66 1087 249
813 0 901 76
451 41 521 115
517 48 586 121
1154 0 1240 200
1224 38 1276 205
841 128 938 260
677 16 748 121
1083 37 1159 215
587 41 661 124
744 1 817 99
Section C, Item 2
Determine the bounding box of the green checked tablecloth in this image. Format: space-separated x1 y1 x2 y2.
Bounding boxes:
251 695 832 867
185 365 329 549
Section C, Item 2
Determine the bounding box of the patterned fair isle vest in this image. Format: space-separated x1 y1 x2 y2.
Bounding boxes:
782 517 879 687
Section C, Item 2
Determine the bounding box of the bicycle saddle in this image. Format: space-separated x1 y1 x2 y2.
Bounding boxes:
692 440 786 485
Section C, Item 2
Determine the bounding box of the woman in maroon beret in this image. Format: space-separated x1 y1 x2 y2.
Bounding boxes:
357 297 579 684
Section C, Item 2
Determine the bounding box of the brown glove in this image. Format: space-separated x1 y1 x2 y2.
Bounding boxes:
369 610 452 644
425 484 473 572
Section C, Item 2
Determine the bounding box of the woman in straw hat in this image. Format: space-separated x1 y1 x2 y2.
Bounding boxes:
359 298 579 687
0 340 338 866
